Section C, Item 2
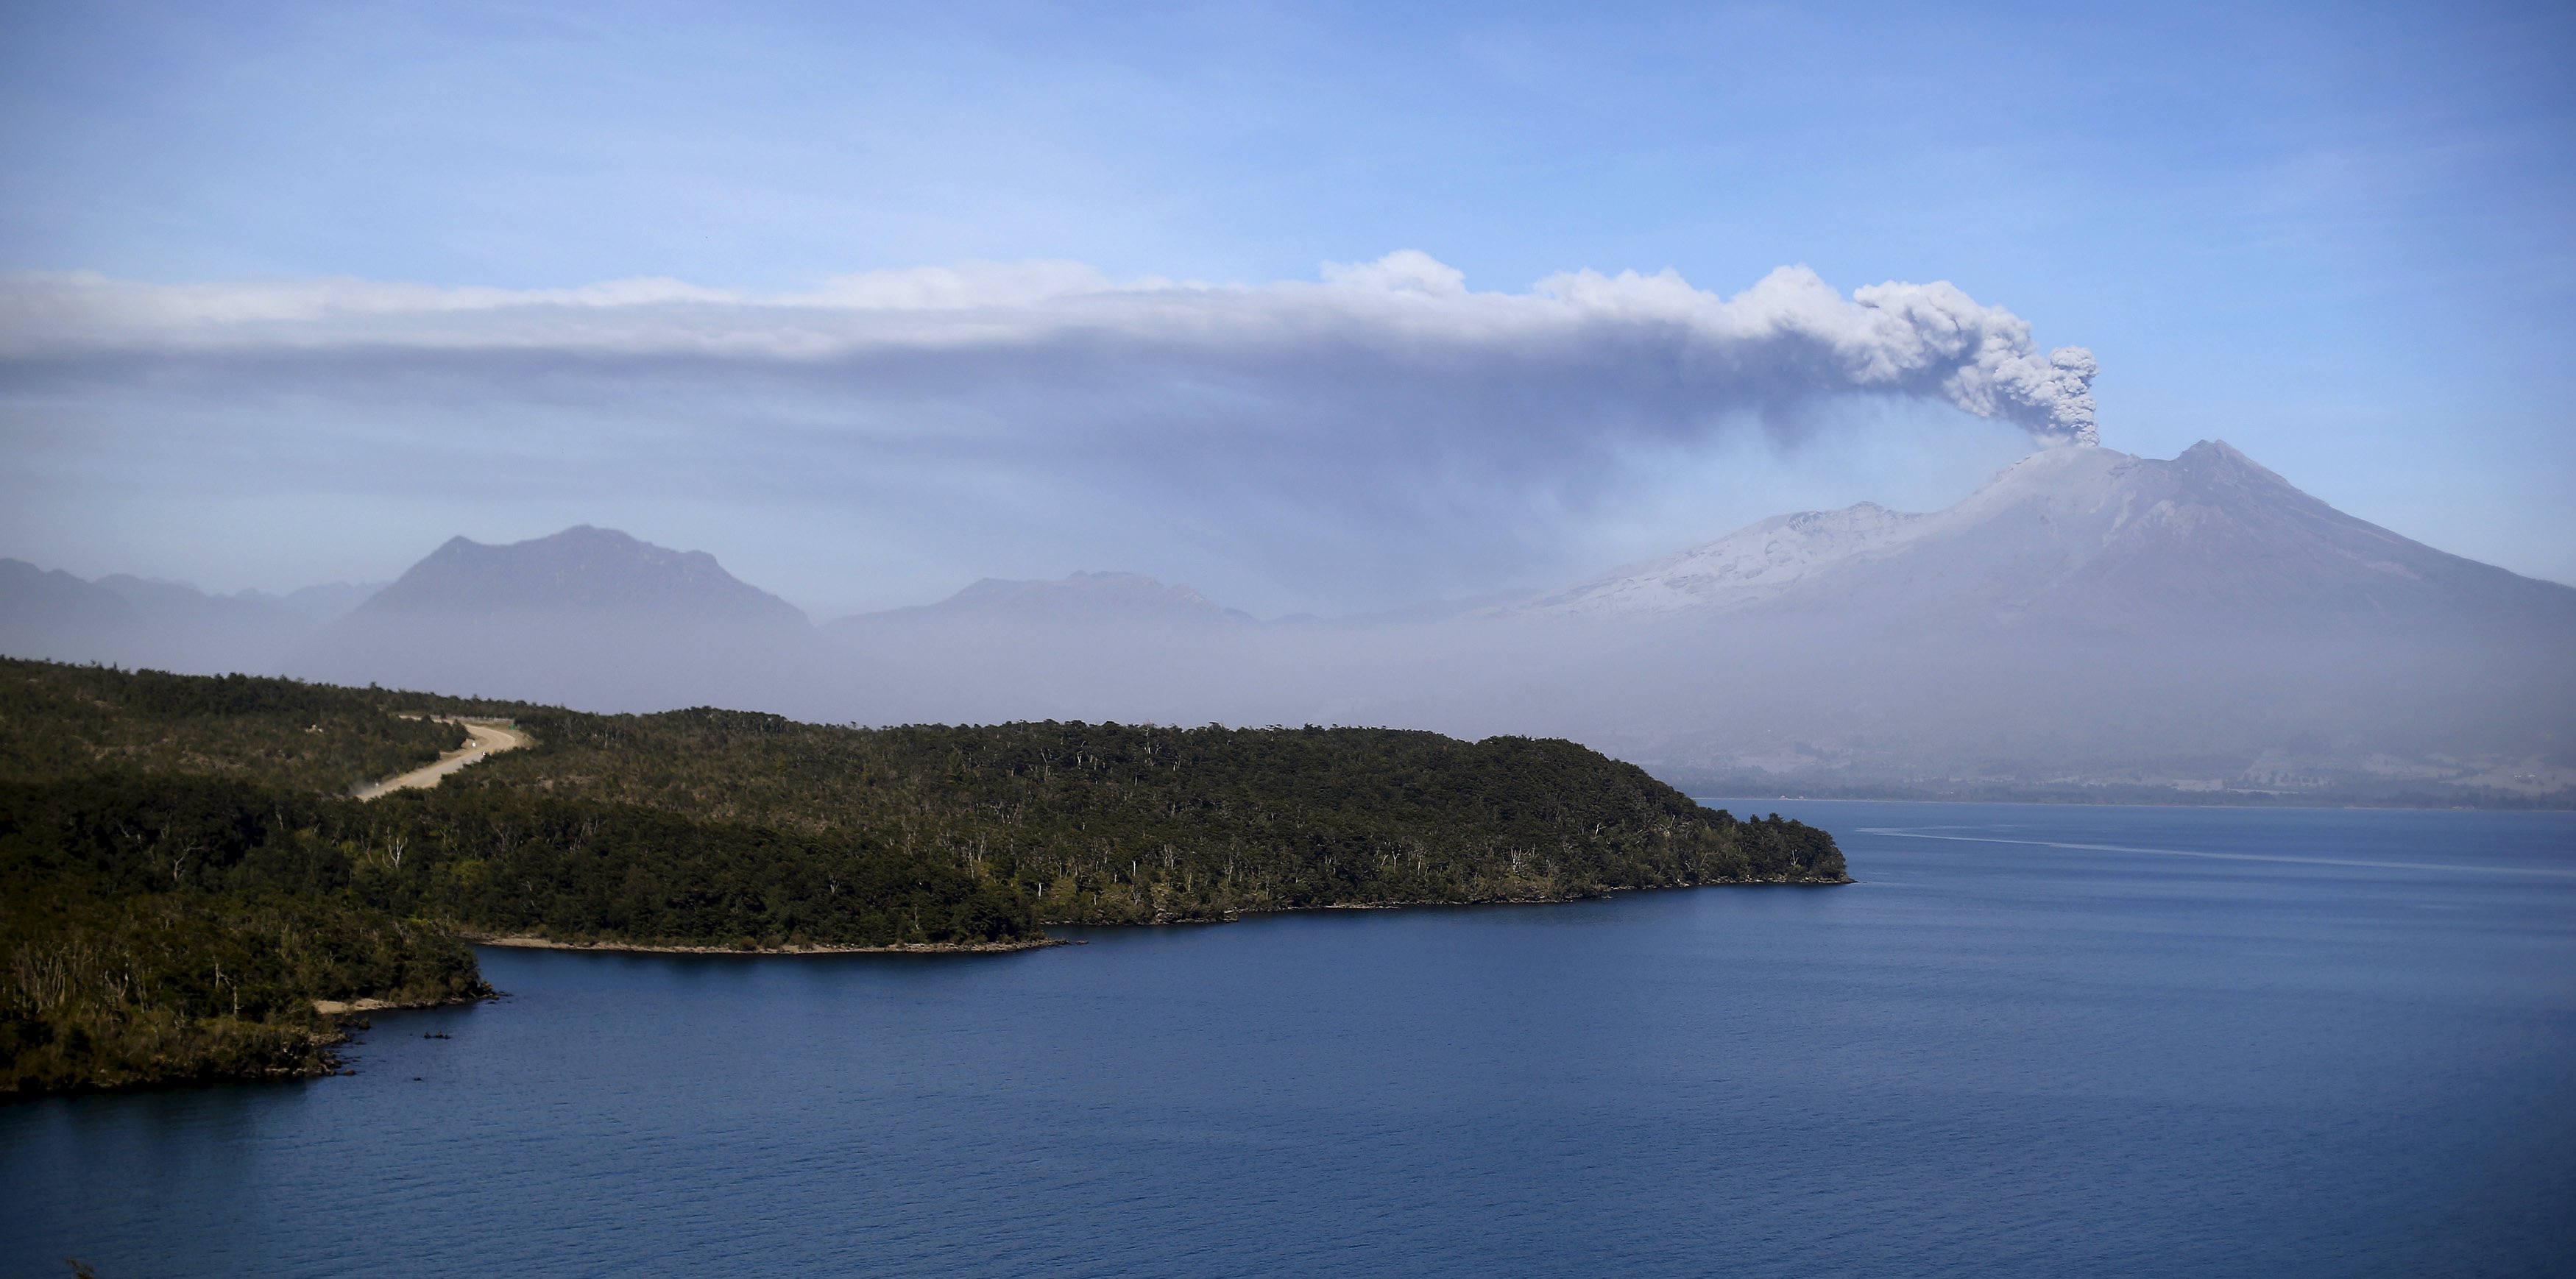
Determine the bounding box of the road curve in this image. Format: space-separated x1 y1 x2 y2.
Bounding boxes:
355 718 530 801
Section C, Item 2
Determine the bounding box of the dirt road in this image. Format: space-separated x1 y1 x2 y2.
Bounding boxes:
355 718 530 800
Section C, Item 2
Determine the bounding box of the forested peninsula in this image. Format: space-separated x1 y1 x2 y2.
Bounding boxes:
0 656 1846 1094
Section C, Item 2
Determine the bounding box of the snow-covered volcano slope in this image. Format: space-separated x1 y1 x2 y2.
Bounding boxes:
1512 501 1925 618
1477 441 2576 798
1518 442 2576 631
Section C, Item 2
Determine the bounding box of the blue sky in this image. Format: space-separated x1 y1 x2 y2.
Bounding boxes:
2 0 2570 613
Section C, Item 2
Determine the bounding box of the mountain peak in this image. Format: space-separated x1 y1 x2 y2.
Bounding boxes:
358 526 806 626
2171 437 2297 492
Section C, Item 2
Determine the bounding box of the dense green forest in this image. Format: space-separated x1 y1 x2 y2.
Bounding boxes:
0 661 467 793
1 657 1844 1094
0 773 486 1094
0 662 493 1094
441 707 1848 922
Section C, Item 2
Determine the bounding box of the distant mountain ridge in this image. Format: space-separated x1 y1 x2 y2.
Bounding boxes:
5 446 2569 803
835 570 1248 630
0 558 383 673
0 559 139 663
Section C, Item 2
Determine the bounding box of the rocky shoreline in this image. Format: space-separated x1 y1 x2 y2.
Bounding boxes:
304 985 501 1080
312 988 498 1016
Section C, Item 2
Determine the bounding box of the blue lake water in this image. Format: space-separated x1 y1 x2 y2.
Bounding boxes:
7 801 2574 1278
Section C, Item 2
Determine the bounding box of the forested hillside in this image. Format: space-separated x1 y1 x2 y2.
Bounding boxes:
1 658 1844 1094
443 707 1847 922
0 773 487 1094
0 661 464 793
0 664 486 1092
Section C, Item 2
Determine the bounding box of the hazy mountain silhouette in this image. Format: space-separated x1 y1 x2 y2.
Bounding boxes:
0 559 380 673
818 442 2574 801
825 570 1264 725
835 570 1248 632
6 448 2569 801
354 525 806 627
0 559 143 665
291 525 821 712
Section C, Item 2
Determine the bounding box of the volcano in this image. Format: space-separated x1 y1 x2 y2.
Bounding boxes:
1518 441 2575 634
1495 443 2576 800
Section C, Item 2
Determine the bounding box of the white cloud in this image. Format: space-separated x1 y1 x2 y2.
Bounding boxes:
1320 249 1468 295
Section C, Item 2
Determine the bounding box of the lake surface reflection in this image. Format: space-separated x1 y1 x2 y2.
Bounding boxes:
7 801 2573 1278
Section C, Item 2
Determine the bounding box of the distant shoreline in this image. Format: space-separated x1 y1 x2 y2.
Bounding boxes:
466 933 1067 955
1689 793 2576 813
464 880 1855 953
313 990 495 1016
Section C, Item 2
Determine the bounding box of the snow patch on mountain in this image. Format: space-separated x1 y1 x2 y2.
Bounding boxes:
1512 502 1928 617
